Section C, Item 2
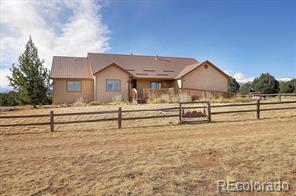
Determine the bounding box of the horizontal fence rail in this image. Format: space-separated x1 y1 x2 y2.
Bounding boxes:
55 110 118 116
55 118 118 125
237 93 296 101
122 107 180 113
211 103 257 108
260 106 296 111
0 114 50 119
0 122 50 127
211 109 258 115
122 114 180 121
0 100 295 132
260 100 296 105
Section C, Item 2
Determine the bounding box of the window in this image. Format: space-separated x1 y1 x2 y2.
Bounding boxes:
106 79 121 91
150 82 161 89
67 81 81 92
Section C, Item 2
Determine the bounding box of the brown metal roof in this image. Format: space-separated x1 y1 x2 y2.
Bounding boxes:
87 53 198 79
50 56 92 79
50 53 228 80
175 62 203 79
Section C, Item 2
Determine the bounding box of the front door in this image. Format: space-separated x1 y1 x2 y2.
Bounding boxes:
131 79 137 89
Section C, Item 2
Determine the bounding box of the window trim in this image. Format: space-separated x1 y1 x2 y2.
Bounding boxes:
106 79 121 92
66 80 82 93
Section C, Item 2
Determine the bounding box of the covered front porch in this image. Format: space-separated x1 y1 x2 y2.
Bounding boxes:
128 77 231 103
128 78 178 103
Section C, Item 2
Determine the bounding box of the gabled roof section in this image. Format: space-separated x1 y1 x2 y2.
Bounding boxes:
87 53 198 79
50 56 92 79
94 63 133 76
175 60 230 79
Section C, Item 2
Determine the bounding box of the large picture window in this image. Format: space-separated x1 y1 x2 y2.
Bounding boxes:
67 81 81 92
150 82 161 89
106 79 121 91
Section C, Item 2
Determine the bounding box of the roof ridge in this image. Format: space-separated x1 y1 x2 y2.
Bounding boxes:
87 52 197 60
53 55 86 58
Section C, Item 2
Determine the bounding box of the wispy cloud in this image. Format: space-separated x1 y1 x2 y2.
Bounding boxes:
0 0 110 91
233 72 255 83
0 68 10 92
277 77 294 82
225 70 294 84
224 70 254 83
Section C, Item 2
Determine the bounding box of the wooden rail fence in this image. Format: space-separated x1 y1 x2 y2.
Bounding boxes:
237 93 296 101
0 100 295 132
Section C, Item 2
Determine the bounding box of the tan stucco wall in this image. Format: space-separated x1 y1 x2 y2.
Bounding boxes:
182 63 228 92
94 65 129 102
52 79 94 104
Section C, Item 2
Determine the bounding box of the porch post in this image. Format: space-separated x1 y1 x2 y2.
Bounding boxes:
128 78 131 102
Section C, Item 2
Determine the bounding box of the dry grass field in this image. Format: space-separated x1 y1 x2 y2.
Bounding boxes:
0 100 296 195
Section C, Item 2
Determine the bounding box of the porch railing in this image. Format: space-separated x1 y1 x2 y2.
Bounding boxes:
143 88 176 99
143 87 230 100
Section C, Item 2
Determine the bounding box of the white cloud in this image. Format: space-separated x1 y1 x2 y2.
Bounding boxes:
233 72 254 83
277 77 293 82
225 71 294 84
0 0 110 91
0 68 12 92
224 70 254 83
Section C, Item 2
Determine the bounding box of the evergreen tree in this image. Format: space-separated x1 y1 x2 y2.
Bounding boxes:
252 73 279 94
7 37 50 106
279 81 294 93
239 82 252 95
0 91 18 106
290 79 296 93
228 77 240 94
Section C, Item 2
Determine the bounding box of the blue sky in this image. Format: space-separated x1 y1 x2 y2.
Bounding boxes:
0 0 295 92
102 0 296 80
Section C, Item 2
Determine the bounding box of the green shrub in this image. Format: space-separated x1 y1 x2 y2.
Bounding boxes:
228 77 240 94
0 91 18 106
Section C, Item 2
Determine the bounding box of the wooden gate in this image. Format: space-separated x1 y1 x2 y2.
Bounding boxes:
179 101 211 124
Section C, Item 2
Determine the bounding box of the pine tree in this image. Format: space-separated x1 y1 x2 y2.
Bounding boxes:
252 73 279 94
7 36 50 106
228 77 240 94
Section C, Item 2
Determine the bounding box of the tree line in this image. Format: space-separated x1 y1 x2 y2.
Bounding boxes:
228 74 296 95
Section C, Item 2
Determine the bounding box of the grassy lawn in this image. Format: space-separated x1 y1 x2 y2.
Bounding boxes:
0 102 296 195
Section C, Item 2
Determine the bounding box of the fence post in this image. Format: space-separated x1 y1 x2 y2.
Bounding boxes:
256 99 260 119
179 103 182 124
118 107 122 129
279 93 282 101
207 101 211 122
50 111 54 132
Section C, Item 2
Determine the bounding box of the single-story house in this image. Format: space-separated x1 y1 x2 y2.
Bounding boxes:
50 53 230 104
